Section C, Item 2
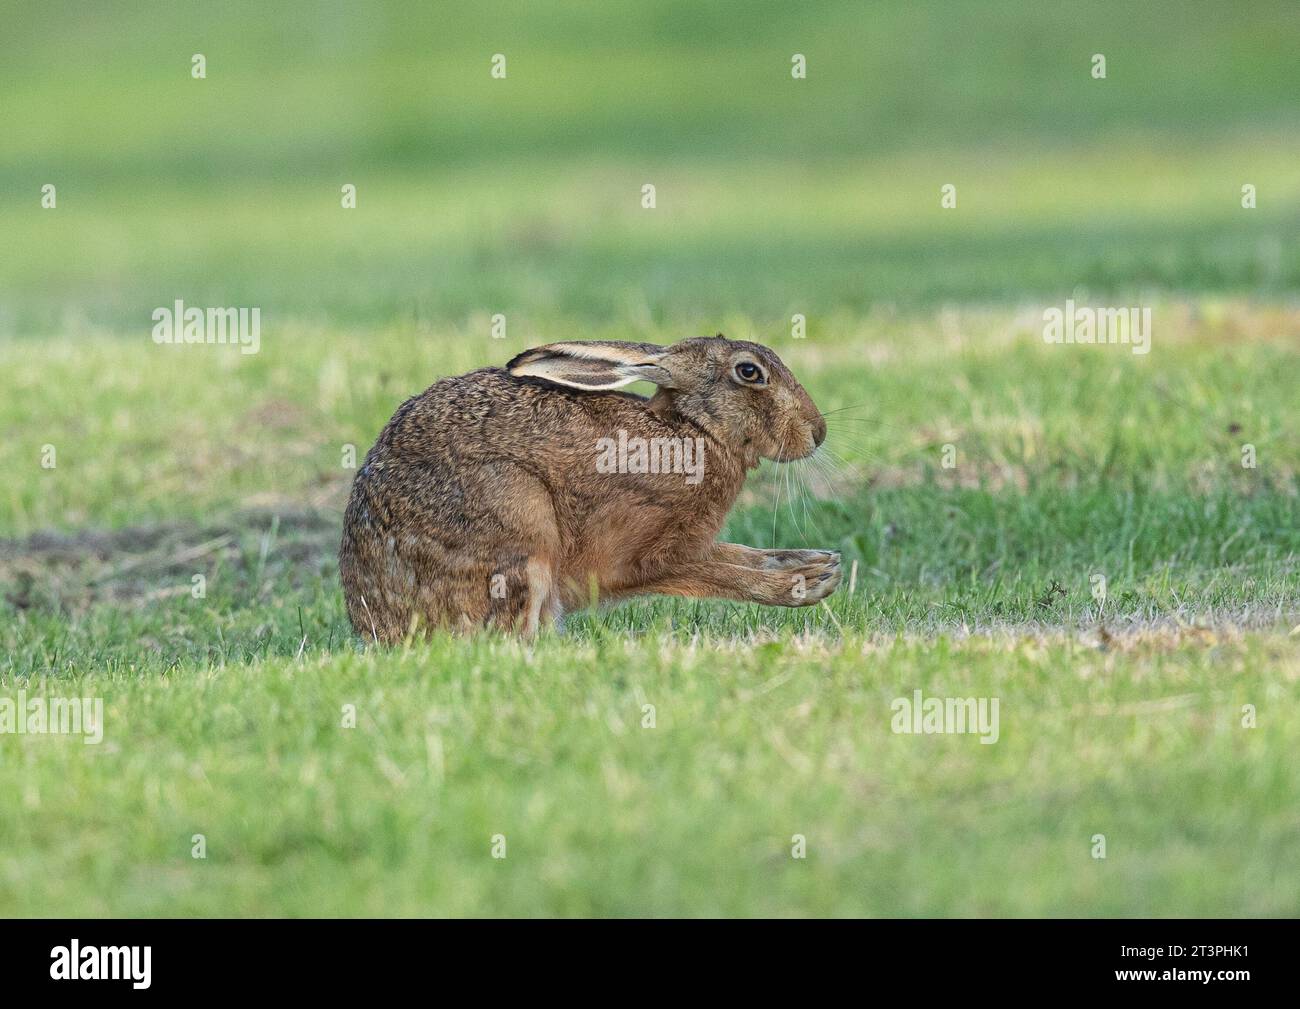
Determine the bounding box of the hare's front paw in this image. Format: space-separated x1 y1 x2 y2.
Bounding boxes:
761 548 839 570
778 552 841 606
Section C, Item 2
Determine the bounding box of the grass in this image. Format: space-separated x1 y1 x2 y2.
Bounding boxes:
3 305 1298 916
2 0 1299 916
4 633 1298 917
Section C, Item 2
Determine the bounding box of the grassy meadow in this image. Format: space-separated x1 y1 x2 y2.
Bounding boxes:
1 1 1298 916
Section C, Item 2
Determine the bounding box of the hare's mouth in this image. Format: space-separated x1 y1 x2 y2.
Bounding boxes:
770 427 823 463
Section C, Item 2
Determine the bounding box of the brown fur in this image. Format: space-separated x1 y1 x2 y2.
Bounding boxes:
339 335 840 641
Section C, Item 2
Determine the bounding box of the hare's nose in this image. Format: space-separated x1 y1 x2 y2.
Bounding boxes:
811 415 827 447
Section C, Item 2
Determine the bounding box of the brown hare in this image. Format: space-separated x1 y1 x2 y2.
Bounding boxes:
339 335 841 641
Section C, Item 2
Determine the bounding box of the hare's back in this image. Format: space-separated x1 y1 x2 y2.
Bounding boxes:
386 367 644 457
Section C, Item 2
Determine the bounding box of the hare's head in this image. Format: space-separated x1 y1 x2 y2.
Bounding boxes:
508 335 825 465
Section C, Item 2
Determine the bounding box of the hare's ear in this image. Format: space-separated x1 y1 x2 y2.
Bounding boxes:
507 341 674 390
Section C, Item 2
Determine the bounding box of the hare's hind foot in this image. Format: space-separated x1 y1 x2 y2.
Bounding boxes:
517 556 563 639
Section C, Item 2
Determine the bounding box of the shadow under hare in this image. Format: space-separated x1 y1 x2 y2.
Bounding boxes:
340 334 841 640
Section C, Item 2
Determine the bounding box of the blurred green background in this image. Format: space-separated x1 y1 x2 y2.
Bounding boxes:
2 0 1298 334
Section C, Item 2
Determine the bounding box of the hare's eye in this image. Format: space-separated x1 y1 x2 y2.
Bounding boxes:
734 361 765 384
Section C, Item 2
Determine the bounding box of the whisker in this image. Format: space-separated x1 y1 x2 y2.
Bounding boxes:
812 446 849 475
823 415 917 436
806 449 844 487
784 459 798 536
770 459 783 547
797 462 818 540
820 444 872 468
819 403 874 418
813 453 847 491
790 461 805 539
